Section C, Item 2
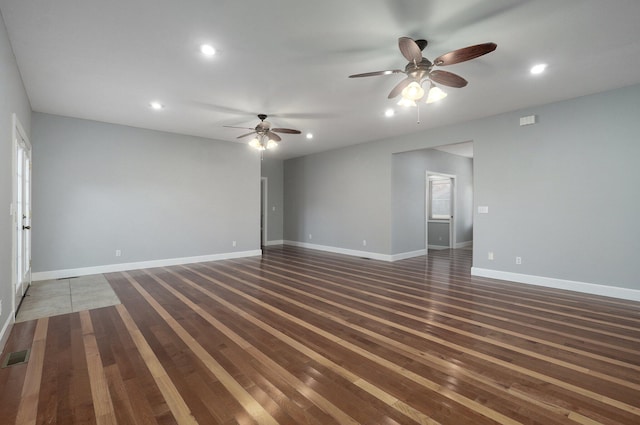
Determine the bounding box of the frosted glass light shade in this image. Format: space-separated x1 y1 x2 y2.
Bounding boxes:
266 139 278 149
426 86 447 104
401 82 424 101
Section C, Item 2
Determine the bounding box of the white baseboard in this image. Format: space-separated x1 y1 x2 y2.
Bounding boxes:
32 250 263 281
264 240 284 246
0 312 14 356
428 245 450 250
284 240 392 262
471 267 640 302
427 242 472 250
390 249 427 261
282 241 465 263
455 240 473 249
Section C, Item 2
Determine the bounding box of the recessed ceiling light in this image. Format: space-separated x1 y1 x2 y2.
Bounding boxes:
306 133 313 139
200 44 216 57
530 63 547 75
149 101 164 110
385 109 395 117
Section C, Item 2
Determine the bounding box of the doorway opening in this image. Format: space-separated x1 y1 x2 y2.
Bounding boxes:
426 171 456 253
12 114 32 317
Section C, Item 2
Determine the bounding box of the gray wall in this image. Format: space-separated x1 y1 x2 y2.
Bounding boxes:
284 84 640 291
392 149 473 254
472 87 640 289
260 158 284 243
284 145 392 254
0 11 31 336
32 113 260 272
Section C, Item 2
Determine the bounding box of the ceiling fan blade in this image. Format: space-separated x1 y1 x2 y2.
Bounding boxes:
388 77 413 99
266 131 281 142
236 132 256 139
433 42 497 66
349 69 404 78
272 128 301 134
223 125 254 130
398 37 423 63
429 70 468 88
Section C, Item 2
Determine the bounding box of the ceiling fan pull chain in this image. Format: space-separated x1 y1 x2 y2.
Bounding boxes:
416 104 421 124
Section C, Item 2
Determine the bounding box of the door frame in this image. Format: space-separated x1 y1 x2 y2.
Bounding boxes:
425 171 456 254
260 177 268 247
11 114 32 317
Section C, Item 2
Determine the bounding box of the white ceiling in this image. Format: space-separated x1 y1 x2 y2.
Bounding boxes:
2 0 640 160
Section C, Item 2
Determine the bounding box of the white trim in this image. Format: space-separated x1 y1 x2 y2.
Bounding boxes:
284 240 392 262
428 245 450 250
261 177 268 246
389 249 426 261
32 250 262 281
0 313 14 356
455 240 473 249
471 267 640 302
282 241 469 263
264 240 284 246
11 114 32 321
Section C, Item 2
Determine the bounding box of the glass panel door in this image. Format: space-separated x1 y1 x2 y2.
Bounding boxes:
13 118 32 312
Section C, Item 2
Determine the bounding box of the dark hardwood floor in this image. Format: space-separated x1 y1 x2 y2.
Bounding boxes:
1 246 639 424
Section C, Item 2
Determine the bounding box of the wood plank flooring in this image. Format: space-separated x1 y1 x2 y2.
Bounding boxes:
1 246 639 424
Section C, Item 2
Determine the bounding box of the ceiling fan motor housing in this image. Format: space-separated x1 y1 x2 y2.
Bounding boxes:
405 59 432 83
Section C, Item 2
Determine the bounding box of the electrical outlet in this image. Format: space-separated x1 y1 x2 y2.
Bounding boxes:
362 239 367 246
232 240 237 247
516 256 522 265
488 252 494 260
308 234 312 240
115 249 121 257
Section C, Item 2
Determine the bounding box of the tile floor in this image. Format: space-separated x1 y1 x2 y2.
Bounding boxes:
16 274 121 322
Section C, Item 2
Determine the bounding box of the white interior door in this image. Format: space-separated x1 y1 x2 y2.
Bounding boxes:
12 115 32 315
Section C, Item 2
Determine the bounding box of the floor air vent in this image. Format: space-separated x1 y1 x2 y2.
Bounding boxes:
1 349 30 368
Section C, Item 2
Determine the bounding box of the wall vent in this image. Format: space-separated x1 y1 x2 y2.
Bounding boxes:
520 115 537 126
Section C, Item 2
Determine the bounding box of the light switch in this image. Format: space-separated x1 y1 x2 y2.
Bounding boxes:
478 206 489 214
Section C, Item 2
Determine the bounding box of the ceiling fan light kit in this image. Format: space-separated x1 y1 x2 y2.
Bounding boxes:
350 37 497 107
248 137 277 151
225 114 301 151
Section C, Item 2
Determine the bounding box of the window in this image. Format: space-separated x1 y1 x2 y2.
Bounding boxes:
429 178 451 220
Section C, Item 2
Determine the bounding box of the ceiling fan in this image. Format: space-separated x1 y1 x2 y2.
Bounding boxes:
349 37 497 106
224 114 301 151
